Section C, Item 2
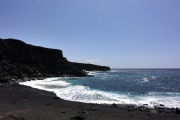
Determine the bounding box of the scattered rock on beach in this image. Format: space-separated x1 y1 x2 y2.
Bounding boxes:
157 105 165 113
54 96 60 99
152 105 179 114
159 104 165 107
70 115 86 120
176 108 180 114
143 104 148 107
126 104 138 111
112 103 117 107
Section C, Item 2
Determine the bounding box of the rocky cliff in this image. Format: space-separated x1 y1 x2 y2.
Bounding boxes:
0 38 110 83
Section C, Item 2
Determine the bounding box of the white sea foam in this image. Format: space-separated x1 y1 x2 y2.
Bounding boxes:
20 78 180 108
142 78 149 82
20 77 70 92
86 71 99 76
86 71 106 76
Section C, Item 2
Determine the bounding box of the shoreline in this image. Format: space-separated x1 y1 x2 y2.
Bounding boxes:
0 83 180 120
19 77 180 109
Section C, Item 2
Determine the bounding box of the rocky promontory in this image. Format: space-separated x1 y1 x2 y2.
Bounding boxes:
72 62 110 71
0 38 110 84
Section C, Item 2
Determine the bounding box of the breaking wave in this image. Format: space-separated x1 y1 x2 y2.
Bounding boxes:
20 76 180 108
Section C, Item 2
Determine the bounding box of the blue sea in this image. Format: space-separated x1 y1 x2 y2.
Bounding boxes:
20 69 180 108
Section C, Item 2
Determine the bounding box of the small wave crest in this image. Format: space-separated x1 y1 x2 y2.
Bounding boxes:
86 71 107 76
20 77 70 92
142 78 149 82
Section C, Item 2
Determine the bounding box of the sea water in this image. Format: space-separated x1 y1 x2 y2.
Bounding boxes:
20 69 180 108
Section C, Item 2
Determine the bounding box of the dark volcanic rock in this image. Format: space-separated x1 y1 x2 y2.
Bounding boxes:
176 108 180 114
71 62 110 71
0 38 86 81
0 38 110 83
70 115 86 120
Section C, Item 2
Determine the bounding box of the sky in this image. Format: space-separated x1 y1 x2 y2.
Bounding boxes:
0 0 180 68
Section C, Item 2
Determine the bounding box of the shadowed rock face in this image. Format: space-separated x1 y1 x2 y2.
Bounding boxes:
0 38 110 83
71 62 110 71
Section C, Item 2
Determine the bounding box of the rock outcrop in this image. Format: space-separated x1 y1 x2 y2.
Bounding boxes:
0 38 110 83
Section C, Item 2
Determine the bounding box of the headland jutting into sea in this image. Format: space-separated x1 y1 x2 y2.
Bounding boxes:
0 38 110 84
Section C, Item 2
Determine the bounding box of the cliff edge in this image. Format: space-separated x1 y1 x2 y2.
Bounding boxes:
0 38 110 83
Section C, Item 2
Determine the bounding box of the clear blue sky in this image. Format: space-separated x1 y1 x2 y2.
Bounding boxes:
1 0 180 68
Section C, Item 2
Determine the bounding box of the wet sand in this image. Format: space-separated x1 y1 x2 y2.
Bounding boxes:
0 83 180 120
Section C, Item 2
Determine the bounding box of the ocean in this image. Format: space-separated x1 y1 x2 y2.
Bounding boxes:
20 69 180 108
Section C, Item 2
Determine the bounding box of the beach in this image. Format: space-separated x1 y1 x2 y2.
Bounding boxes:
0 83 180 120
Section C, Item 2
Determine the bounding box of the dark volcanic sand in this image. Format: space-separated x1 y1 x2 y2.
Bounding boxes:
0 84 180 120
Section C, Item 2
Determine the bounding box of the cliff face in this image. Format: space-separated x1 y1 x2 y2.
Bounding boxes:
0 38 110 83
0 38 86 83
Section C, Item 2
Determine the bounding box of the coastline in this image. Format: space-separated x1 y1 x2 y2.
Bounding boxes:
0 83 180 120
